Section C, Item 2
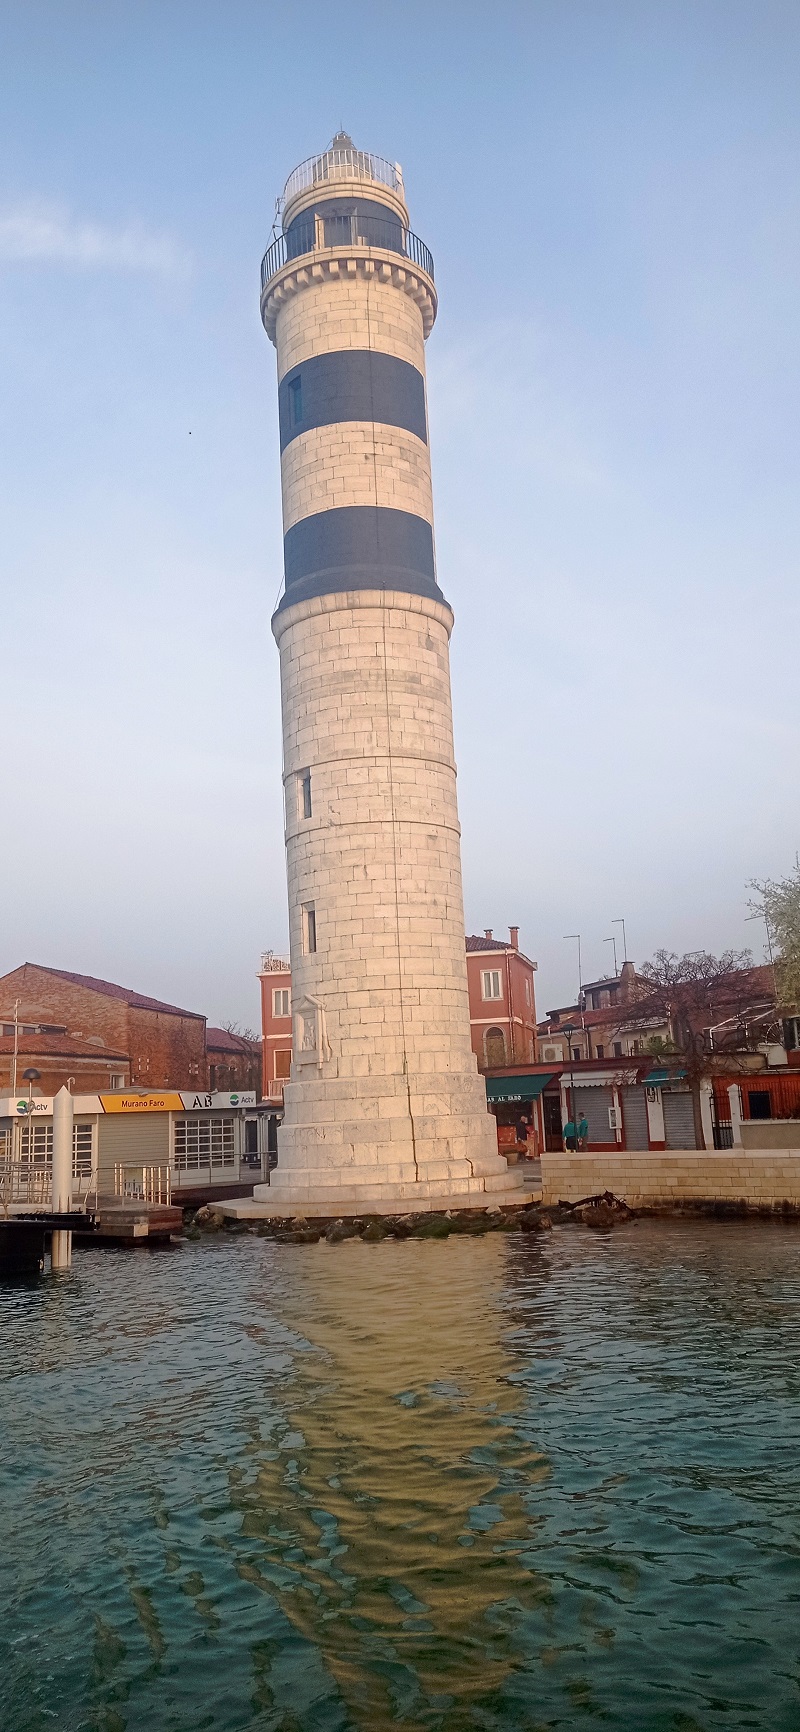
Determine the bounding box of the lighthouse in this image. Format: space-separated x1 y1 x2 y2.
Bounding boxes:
257 135 530 1214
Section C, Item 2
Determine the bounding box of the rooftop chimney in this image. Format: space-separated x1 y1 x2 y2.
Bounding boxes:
509 926 519 950
485 929 493 940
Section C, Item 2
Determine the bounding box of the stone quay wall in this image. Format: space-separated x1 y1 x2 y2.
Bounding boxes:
540 1148 800 1211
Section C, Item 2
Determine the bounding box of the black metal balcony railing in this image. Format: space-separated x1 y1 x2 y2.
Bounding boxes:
261 213 434 293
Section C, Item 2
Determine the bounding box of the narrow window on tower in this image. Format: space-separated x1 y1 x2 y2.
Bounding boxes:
298 769 312 819
288 374 303 426
303 903 317 954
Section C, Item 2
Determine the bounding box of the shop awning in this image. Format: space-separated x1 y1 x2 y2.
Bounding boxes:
485 1073 554 1103
643 1068 686 1087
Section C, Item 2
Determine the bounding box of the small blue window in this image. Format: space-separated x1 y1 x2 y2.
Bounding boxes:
288 375 302 426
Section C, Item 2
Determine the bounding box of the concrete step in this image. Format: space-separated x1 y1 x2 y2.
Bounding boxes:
222 1177 541 1220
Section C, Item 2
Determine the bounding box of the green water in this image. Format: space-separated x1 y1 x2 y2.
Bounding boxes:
1 1222 799 1730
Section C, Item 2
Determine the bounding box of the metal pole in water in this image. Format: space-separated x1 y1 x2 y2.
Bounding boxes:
52 1085 73 1271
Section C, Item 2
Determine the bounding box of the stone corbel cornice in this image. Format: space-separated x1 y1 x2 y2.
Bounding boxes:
261 247 437 345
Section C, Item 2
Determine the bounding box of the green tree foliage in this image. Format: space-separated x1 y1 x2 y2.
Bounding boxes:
749 863 800 1010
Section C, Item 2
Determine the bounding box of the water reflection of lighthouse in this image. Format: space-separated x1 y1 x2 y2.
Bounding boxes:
233 1237 551 1722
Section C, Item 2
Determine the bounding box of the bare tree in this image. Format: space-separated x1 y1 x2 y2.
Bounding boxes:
222 1020 261 1043
620 949 776 1149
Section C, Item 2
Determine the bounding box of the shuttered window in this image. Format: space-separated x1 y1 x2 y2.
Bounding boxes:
663 1091 697 1149
485 1027 506 1067
622 1088 649 1151
573 1087 614 1145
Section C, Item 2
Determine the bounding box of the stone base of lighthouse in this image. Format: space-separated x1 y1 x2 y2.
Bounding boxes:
252 1070 534 1216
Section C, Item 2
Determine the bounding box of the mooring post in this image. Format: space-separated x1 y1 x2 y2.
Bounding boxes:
51 1085 73 1270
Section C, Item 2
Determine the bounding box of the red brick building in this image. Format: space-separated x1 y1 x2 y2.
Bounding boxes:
0 964 206 1093
465 929 538 1069
206 1027 262 1096
258 953 292 1102
259 931 539 1093
0 1028 130 1097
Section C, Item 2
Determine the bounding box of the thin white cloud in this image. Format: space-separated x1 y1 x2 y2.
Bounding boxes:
0 202 190 276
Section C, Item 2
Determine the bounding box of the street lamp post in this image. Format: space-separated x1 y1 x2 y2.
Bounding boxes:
562 1024 576 1150
21 1067 41 1181
11 999 20 1094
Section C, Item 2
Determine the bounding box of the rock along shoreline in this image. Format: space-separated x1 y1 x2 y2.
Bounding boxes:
183 1191 800 1244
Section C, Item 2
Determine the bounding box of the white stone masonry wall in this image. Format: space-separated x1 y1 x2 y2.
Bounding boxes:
275 275 426 377
264 589 521 1207
281 422 433 532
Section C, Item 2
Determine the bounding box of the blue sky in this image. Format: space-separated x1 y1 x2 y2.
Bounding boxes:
1 1 798 1026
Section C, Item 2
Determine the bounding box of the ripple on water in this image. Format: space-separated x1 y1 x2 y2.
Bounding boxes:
1 1222 800 1730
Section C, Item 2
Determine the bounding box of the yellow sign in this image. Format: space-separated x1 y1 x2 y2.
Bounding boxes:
100 1093 184 1113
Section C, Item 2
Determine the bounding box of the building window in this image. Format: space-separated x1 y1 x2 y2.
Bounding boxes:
596 1044 604 1059
303 904 317 953
485 1027 506 1067
572 1047 581 1062
173 1117 235 1170
275 1049 292 1079
613 1042 623 1058
19 1123 53 1162
288 374 303 426
73 1122 93 1178
109 1073 124 1089
481 970 502 1000
600 990 610 1008
273 988 290 1018
524 978 531 1006
297 770 312 819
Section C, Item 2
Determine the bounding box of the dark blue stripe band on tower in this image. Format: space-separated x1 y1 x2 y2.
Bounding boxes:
278 506 445 611
278 351 427 452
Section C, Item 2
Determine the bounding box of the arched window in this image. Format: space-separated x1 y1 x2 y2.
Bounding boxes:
485 1027 506 1067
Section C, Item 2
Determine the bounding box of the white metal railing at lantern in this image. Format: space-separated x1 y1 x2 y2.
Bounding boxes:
283 146 402 205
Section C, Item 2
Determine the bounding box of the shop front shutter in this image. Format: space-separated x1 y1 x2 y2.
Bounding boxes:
574 1086 614 1145
622 1087 649 1151
663 1090 697 1149
97 1111 170 1188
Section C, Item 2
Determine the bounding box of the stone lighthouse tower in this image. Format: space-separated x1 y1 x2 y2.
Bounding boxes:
257 135 529 1214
